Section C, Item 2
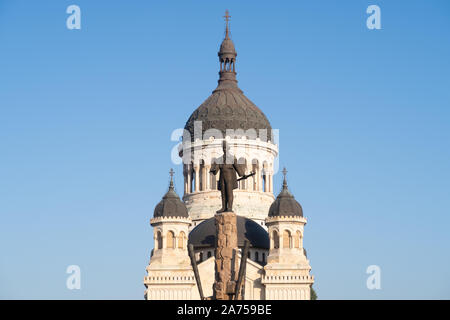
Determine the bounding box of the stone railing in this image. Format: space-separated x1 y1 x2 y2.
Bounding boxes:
265 215 307 224
150 216 192 225
144 275 196 284
261 274 314 284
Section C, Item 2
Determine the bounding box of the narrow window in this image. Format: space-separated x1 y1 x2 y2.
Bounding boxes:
283 230 291 248
167 231 175 249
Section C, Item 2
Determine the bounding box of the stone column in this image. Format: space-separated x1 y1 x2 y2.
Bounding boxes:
269 173 273 193
256 167 261 191
253 167 257 191
194 164 199 192
214 211 238 300
186 165 191 193
246 164 252 191
202 165 207 191
183 165 188 195
205 164 211 190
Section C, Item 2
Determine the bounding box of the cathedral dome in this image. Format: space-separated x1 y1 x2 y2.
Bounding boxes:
183 11 272 142
153 170 189 218
268 169 303 217
184 90 272 141
188 216 269 249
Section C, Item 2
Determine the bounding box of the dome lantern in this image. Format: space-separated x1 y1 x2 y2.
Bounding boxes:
268 168 304 217
215 10 240 93
218 10 237 79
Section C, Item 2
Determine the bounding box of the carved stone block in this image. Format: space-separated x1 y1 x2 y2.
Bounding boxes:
214 211 238 300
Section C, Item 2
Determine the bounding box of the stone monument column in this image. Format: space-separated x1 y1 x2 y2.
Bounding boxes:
214 211 239 300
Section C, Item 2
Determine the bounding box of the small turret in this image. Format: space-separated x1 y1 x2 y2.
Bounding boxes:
268 168 303 217
263 168 314 300
153 168 189 218
148 169 192 265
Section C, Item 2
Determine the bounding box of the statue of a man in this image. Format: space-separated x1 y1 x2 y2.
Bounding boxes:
210 141 252 213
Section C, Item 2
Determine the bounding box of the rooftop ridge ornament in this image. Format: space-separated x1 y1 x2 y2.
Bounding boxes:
169 168 174 189
282 167 288 189
224 10 231 39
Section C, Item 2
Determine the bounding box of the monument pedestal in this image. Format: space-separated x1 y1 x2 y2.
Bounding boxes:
213 211 239 300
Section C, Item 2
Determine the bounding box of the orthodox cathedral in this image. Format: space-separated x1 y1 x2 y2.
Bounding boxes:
143 12 314 300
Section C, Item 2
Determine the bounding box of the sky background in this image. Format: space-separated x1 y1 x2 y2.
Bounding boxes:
1 0 449 299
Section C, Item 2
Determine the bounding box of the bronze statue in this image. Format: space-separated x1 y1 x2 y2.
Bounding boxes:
210 141 255 213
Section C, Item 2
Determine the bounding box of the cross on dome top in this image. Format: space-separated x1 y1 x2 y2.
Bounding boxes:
223 10 231 39
282 167 288 189
169 168 175 189
217 10 238 90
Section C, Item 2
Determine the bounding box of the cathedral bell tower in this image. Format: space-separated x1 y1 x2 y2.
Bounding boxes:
144 169 196 300
262 168 314 299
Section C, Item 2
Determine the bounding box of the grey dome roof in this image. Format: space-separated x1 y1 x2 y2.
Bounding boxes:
184 90 272 141
188 216 269 249
268 174 303 217
153 178 189 218
183 23 272 142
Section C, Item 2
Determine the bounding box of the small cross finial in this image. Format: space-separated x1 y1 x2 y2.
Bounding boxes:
282 167 288 188
282 167 287 179
223 10 231 38
224 10 231 24
169 168 175 188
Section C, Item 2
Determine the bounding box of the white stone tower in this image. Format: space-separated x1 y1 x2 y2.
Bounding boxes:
144 170 196 300
262 168 314 299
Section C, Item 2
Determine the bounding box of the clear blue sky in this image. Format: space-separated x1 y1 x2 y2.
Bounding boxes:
1 0 449 299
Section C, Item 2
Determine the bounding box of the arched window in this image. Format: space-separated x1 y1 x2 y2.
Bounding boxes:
273 230 279 249
262 252 266 262
166 231 175 249
283 230 291 248
156 231 162 250
207 251 212 258
178 231 186 249
255 251 259 261
199 252 203 262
